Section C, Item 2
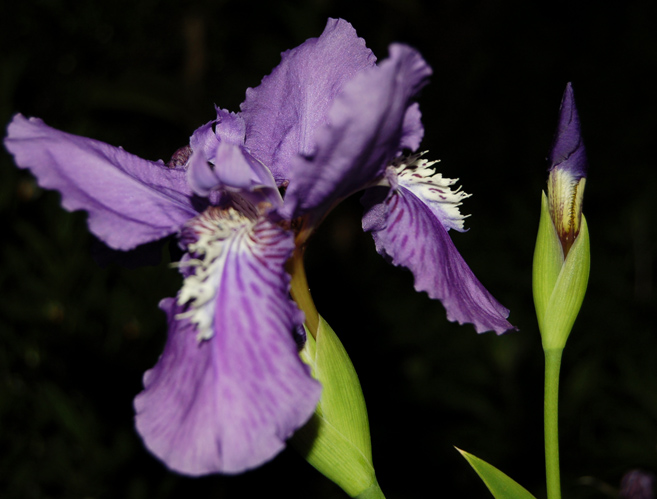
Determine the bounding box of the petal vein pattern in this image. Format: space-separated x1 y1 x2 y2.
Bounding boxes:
134 207 321 475
363 182 513 334
4 115 197 250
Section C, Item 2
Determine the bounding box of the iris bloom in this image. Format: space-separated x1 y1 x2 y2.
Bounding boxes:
5 19 512 476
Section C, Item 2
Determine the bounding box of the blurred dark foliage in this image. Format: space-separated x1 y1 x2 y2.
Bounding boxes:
1 0 656 498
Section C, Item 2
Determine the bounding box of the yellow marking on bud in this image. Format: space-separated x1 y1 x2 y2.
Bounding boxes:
547 169 586 257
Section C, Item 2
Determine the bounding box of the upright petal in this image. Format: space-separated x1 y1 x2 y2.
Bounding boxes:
240 18 376 184
4 114 198 250
362 176 513 334
134 210 321 475
283 44 432 221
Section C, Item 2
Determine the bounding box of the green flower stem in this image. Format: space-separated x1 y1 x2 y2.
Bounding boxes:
544 348 563 499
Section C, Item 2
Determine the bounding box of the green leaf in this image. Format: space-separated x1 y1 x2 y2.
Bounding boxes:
457 448 537 499
292 315 380 498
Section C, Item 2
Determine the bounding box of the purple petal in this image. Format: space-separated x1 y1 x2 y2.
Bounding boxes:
188 111 281 207
134 214 320 475
187 142 277 197
400 103 425 152
362 185 514 334
283 44 432 220
548 82 587 180
4 114 198 250
240 18 376 184
190 109 246 161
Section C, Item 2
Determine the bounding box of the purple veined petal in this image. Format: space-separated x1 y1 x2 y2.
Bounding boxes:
240 18 376 184
282 43 432 221
4 114 198 250
134 209 321 475
548 82 587 180
362 184 514 334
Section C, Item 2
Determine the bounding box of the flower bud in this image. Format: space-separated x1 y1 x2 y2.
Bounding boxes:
533 83 590 350
546 82 588 257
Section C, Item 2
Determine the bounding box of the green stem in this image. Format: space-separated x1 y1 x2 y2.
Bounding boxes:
544 348 563 499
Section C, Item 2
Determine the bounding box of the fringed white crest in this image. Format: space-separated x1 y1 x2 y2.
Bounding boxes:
389 151 471 231
175 206 256 341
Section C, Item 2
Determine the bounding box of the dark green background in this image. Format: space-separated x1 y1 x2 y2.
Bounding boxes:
2 0 656 497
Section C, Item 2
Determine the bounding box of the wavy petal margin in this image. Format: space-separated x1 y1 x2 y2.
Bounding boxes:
362 186 514 334
4 114 197 250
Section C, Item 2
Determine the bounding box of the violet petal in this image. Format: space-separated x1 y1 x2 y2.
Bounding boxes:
134 215 320 475
283 43 432 220
4 114 197 250
362 185 514 334
240 18 376 184
188 112 280 207
548 82 587 181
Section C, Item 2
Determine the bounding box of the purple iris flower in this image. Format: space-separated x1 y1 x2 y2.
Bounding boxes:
4 19 513 476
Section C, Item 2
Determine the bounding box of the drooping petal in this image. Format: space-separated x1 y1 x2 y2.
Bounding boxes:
362 182 514 335
4 114 198 250
282 44 432 221
134 209 321 475
240 18 376 184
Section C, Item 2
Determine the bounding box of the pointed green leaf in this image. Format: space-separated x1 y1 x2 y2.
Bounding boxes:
457 448 537 499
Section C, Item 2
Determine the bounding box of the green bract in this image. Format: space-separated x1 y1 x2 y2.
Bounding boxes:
533 192 590 350
292 315 382 499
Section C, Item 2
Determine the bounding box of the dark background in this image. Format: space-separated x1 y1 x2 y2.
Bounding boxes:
1 0 656 498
